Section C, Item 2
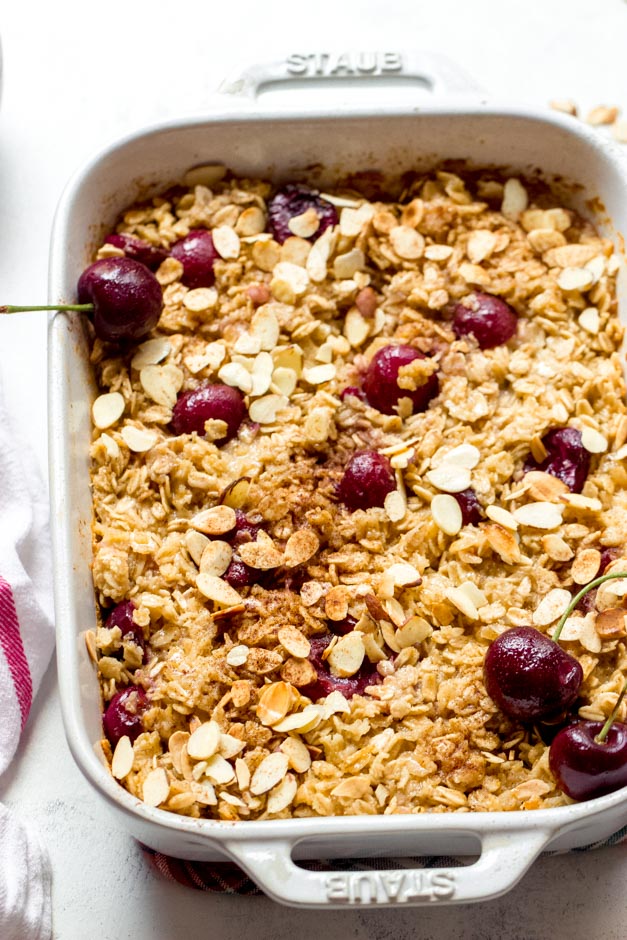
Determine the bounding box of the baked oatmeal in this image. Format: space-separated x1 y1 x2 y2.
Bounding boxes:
86 166 627 819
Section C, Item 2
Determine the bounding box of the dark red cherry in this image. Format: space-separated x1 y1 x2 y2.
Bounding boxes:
104 234 168 271
452 292 518 349
336 450 396 511
329 614 358 636
170 230 219 289
77 257 163 343
105 600 145 660
483 626 583 722
523 427 590 493
171 383 246 443
229 510 261 548
267 184 338 244
362 345 439 416
454 488 483 525
549 721 627 801
303 635 382 700
223 557 259 589
103 686 148 746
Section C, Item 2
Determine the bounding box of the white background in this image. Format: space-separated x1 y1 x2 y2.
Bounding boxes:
1 1 627 937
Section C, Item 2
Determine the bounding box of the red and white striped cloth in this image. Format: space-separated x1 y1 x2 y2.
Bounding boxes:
0 374 54 939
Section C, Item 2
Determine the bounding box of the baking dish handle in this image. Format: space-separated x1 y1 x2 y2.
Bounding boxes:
221 827 553 908
218 51 484 102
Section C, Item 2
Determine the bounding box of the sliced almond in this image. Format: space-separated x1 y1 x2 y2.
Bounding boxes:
272 366 298 397
250 752 290 795
238 532 284 569
168 731 190 775
121 426 158 453
196 574 243 607
266 774 298 814
395 615 432 648
595 608 627 639
300 580 325 607
278 625 310 659
183 164 226 186
524 470 569 501
185 529 210 566
111 735 134 780
333 248 365 279
204 754 236 785
560 613 601 652
486 505 518 530
288 208 320 238
306 228 334 282
321 690 351 718
257 681 293 727
302 363 336 385
303 406 332 444
467 230 497 263
382 562 422 591
446 587 479 620
251 352 274 397
560 493 603 512
218 361 253 394
484 523 521 565
541 533 574 562
339 203 375 237
190 505 236 536
324 585 350 621
187 721 221 760
327 631 366 677
212 225 240 259
431 494 463 536
235 757 251 790
184 341 226 375
143 768 170 807
280 736 312 773
199 540 232 577
283 529 319 567
501 178 528 219
581 427 608 454
248 393 288 424
271 261 309 297
384 490 407 523
251 307 280 351
344 307 371 347
426 465 472 493
433 443 480 470
513 502 564 529
220 477 251 510
271 704 323 733
225 645 250 667
571 548 602 585
156 257 183 285
183 287 219 313
578 307 600 335
92 392 125 429
532 588 571 626
557 267 595 292
140 364 184 409
389 226 424 260
424 244 453 261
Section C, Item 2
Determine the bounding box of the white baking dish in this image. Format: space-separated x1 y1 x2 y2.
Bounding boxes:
48 53 627 908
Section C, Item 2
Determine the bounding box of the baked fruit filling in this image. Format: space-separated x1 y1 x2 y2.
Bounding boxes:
86 167 627 817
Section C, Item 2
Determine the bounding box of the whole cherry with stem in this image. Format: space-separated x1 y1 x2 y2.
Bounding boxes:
484 571 627 723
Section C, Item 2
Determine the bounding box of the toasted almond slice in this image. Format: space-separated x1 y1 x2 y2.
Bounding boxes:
93 392 125 429
168 731 190 775
459 581 488 608
501 178 528 219
220 477 251 510
272 344 304 375
236 206 266 237
327 631 365 677
156 256 183 285
199 540 232 577
143 768 170 807
99 433 120 459
513 502 564 529
271 704 323 733
111 735 134 779
280 736 312 773
302 363 337 385
197 574 243 607
325 585 350 621
300 580 325 607
251 352 274 397
339 203 375 237
560 493 603 512
344 307 371 347
190 505 237 536
189 781 218 806
544 243 600 268
266 773 298 814
485 505 518 530
426 465 472 493
248 393 288 424
431 494 463 536
238 533 284 569
218 361 254 394
121 426 158 453
395 615 432 648
532 588 571 627
184 342 226 375
278 625 310 659
389 226 425 260
288 208 320 238
321 690 351 718
183 164 226 186
384 562 422 590
251 307 280 351
235 757 251 790
333 247 365 279
250 752 290 795
585 255 606 285
433 443 481 470
185 529 210 566
212 225 240 259
257 681 293 727
581 427 608 454
578 307 600 335
204 754 236 785
446 587 478 620
467 230 497 263
572 548 602 585
219 733 246 760
560 613 602 652
541 533 574 562
425 244 454 261
383 597 407 627
303 406 333 443
557 267 595 292
233 331 262 355
225 644 249 667
271 366 298 397
384 490 407 523
595 608 627 639
183 287 219 313
283 529 320 567
524 470 569 501
140 364 184 408
187 721 221 760
272 261 309 296
484 523 521 565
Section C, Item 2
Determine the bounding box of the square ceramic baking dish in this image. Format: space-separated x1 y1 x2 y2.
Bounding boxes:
48 52 627 908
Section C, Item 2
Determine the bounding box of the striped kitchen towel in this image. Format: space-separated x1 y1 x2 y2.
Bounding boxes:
0 372 54 939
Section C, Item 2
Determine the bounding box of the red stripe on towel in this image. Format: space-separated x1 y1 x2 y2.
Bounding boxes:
0 576 32 729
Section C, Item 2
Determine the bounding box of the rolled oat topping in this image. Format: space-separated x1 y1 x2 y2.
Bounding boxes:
90 169 626 819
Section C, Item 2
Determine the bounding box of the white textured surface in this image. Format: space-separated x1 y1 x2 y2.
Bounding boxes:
1 0 627 936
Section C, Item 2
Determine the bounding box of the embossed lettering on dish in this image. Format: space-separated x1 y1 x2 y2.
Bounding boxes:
286 52 403 78
324 870 456 903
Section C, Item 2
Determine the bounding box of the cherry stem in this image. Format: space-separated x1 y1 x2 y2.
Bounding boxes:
596 676 627 744
552 571 627 642
0 304 93 314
